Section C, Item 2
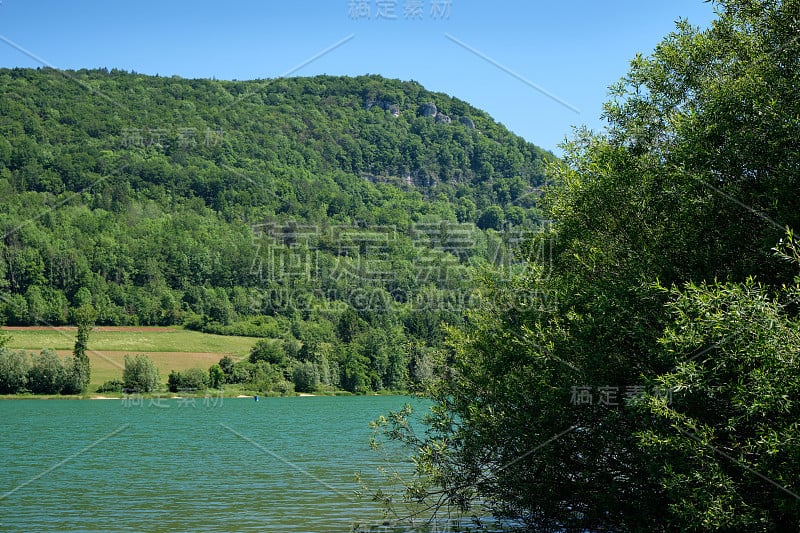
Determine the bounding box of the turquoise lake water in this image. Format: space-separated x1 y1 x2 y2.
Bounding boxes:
0 396 443 532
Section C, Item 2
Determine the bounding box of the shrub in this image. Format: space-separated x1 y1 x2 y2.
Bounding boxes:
208 364 224 389
97 379 124 393
0 348 30 394
123 354 160 392
27 349 67 394
167 367 208 392
292 361 320 393
249 339 286 366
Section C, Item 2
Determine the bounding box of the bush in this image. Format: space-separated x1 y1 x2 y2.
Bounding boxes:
27 349 67 394
97 379 124 393
208 364 224 389
60 356 86 395
249 339 286 366
273 380 294 396
292 361 320 393
167 367 208 392
0 348 30 394
218 356 235 382
123 354 160 392
167 370 182 393
229 361 253 384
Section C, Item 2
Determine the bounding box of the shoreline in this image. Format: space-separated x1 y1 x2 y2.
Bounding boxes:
2 390 409 400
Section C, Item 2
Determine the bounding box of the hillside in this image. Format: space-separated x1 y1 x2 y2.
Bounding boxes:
0 68 554 391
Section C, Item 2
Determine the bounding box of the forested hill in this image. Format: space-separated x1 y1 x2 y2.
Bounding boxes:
0 68 551 210
0 68 553 389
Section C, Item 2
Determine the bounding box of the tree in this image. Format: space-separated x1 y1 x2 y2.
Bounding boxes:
218 356 235 382
208 363 225 389
248 360 285 393
28 349 67 394
337 307 362 343
340 346 370 393
292 361 320 393
184 367 208 390
635 277 800 530
167 370 183 393
372 1 800 530
505 205 526 226
123 354 160 392
167 367 208 392
0 348 29 394
65 304 95 394
249 339 286 366
476 205 504 230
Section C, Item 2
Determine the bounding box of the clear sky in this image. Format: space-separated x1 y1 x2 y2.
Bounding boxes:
0 0 718 153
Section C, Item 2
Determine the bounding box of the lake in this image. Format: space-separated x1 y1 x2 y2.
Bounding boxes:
0 396 453 532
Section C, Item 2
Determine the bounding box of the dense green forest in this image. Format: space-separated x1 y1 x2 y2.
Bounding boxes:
0 69 553 392
371 0 800 530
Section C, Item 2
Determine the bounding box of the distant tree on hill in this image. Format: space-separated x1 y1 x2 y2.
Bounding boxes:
477 205 504 230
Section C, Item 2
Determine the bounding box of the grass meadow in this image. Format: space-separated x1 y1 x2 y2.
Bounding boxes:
2 326 259 389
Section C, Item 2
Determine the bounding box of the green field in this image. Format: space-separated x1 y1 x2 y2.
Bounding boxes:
2 327 260 389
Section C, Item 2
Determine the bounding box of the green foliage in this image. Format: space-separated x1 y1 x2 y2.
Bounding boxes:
0 68 550 341
27 349 67 394
635 279 800 530
208 363 224 389
0 69 558 394
228 360 254 384
218 355 235 382
67 305 94 394
96 379 124 393
167 367 208 392
336 307 362 343
0 348 30 393
123 354 160 392
340 347 370 394
476 205 504 230
372 0 800 530
249 339 286 366
292 361 320 393
247 360 293 394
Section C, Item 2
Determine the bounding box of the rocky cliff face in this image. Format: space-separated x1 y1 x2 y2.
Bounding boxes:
365 97 401 116
459 116 476 129
419 102 437 117
419 101 476 128
364 100 475 127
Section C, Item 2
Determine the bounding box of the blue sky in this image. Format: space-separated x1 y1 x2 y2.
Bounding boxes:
0 0 717 153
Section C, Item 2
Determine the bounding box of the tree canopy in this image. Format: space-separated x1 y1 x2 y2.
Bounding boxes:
0 69 553 393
